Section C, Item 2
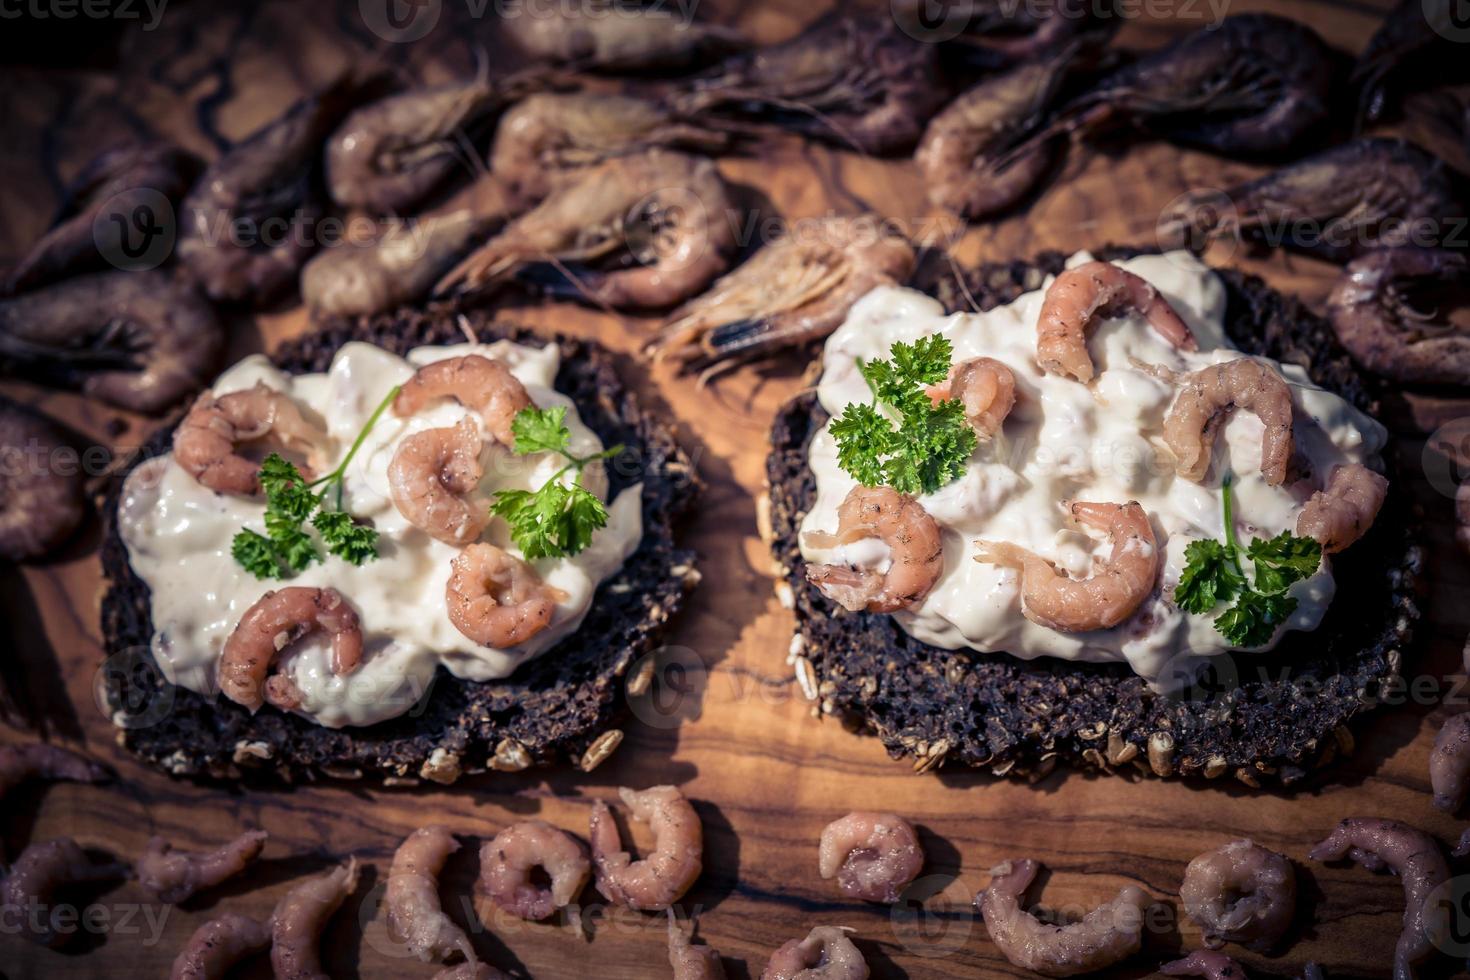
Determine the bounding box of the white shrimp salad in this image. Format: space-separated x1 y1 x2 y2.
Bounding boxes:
119 340 642 728
798 251 1387 687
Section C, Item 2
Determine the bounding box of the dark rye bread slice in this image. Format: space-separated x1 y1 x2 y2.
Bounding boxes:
768 248 1425 787
100 308 697 784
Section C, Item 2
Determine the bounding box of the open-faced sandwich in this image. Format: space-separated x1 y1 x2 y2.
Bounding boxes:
101 308 696 782
768 247 1422 785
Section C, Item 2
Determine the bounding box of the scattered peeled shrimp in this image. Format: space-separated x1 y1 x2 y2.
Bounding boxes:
389 418 488 546
218 587 363 712
7 140 198 292
1430 713 1470 812
0 397 87 562
1162 950 1249 979
393 354 533 447
648 216 916 377
977 859 1150 978
446 543 565 648
475 819 590 922
137 829 268 904
0 838 125 947
0 741 109 802
437 150 737 311
805 486 943 614
1296 464 1388 554
928 357 1016 439
0 269 224 414
1162 358 1295 487
386 825 474 963
760 926 868 980
271 858 362 980
1035 261 1197 383
169 912 271 980
173 382 326 496
669 913 726 980
1308 818 1448 980
502 4 745 72
817 812 924 903
590 785 703 911
975 500 1159 633
1179 840 1296 952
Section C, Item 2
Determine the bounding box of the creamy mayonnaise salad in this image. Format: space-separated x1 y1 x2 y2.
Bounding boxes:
799 251 1387 687
120 340 642 728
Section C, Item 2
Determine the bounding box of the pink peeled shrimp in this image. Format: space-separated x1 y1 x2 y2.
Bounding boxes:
805 486 943 614
137 829 268 904
446 543 565 648
1296 463 1388 554
975 500 1160 633
0 742 109 803
927 356 1017 439
590 785 703 912
218 587 363 712
386 826 474 963
271 858 361 980
169 912 271 980
393 354 533 447
1430 713 1470 812
761 926 869 980
1163 358 1295 487
1162 950 1249 979
475 819 590 922
977 859 1150 977
172 383 325 496
388 418 488 546
669 912 726 980
1308 818 1448 980
1035 262 1197 383
817 812 924 903
0 838 126 947
1179 840 1296 952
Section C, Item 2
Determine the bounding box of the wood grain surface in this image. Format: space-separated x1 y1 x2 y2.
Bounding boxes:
4 0 1470 977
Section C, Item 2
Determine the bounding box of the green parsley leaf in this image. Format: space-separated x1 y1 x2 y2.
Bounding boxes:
1246 531 1322 595
830 403 896 488
1174 538 1245 614
1215 590 1298 647
265 508 318 572
312 509 379 566
511 406 573 457
890 335 954 390
232 529 282 580
558 483 610 557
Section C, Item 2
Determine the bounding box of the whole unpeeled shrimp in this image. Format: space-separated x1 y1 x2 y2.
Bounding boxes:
805 486 943 614
977 859 1150 977
271 858 361 980
503 4 745 71
1296 464 1388 554
0 741 109 802
168 912 271 980
490 92 731 208
1308 818 1448 980
0 397 87 562
928 357 1016 439
0 269 223 414
137 829 268 904
669 913 726 980
1036 261 1197 383
393 354 533 448
446 543 565 648
1430 712 1470 812
389 418 487 546
1326 246 1470 386
1162 358 1294 487
173 382 325 496
475 819 590 921
649 216 916 377
590 785 703 911
975 501 1159 633
386 826 474 963
1162 950 1249 979
7 140 198 292
218 587 363 712
761 926 868 980
818 812 924 904
1179 840 1296 951
437 150 737 311
0 838 126 947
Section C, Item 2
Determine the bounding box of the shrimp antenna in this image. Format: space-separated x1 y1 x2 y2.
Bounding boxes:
944 250 983 314
534 252 620 318
456 313 480 345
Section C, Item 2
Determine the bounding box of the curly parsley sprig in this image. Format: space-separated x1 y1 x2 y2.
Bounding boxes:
1174 478 1322 647
490 406 624 559
231 386 400 580
829 336 977 496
